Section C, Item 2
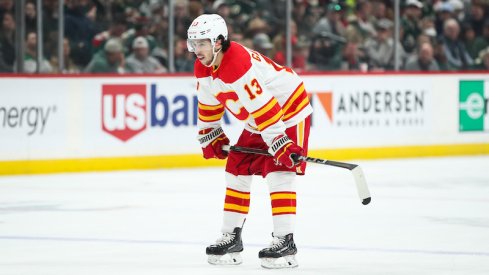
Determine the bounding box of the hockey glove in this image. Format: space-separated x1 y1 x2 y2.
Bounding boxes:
197 127 230 159
268 135 303 168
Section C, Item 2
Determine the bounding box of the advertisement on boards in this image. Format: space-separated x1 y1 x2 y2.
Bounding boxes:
0 79 66 160
1 74 488 164
459 80 489 132
303 75 431 147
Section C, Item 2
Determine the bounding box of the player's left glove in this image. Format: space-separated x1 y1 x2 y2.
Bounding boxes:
197 127 230 160
268 135 303 168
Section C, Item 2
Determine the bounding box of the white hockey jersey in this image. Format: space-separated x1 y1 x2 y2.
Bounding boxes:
195 42 313 146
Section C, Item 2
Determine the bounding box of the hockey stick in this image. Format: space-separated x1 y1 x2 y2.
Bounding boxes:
222 145 371 205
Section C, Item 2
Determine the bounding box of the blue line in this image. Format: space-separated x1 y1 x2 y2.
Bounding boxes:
0 235 488 257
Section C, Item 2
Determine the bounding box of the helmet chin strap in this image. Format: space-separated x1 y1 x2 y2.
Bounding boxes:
203 44 222 68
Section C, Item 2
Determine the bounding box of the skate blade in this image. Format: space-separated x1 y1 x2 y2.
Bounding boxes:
208 253 242 265
261 255 298 269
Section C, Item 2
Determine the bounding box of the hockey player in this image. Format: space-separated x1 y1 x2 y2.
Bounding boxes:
188 14 312 269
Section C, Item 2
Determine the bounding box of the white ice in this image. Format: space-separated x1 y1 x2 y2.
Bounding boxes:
1 156 489 275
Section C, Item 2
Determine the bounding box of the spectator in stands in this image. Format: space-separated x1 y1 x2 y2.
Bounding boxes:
364 18 405 70
125 18 157 53
229 26 246 45
6 0 485 74
50 38 81 74
213 0 231 22
472 20 489 57
85 38 129 73
0 11 15 72
308 31 344 71
126 36 166 73
404 42 440 71
174 0 192 39
271 20 299 64
64 0 99 67
188 0 204 22
312 1 346 42
441 18 473 70
252 33 273 56
174 37 194 72
291 37 309 72
433 37 450 71
25 1 37 33
450 0 465 22
371 0 388 25
401 0 423 54
271 33 309 71
147 3 169 52
247 14 270 38
420 15 438 40
292 0 319 40
434 1 455 37
462 23 481 60
464 3 486 37
92 17 127 53
471 46 489 70
16 31 53 73
345 1 376 44
340 41 367 71
0 0 14 20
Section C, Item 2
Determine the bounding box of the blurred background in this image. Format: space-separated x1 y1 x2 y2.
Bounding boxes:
0 2 488 274
1 0 488 74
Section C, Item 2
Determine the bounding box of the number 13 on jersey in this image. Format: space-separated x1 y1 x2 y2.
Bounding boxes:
244 78 263 100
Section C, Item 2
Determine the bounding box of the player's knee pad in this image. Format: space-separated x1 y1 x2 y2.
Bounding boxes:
225 172 252 192
266 171 296 193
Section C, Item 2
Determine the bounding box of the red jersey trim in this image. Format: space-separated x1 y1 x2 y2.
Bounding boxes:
194 60 212 78
212 42 252 84
251 98 284 131
282 83 310 121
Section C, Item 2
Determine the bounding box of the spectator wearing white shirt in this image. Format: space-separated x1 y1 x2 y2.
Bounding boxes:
126 36 166 73
14 31 53 73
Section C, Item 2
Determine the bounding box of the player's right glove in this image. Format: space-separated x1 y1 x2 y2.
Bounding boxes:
268 134 303 168
197 127 230 159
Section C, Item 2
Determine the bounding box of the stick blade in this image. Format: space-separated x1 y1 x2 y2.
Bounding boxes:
351 166 371 205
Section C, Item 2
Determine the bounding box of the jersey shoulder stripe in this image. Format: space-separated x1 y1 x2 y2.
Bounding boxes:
282 83 310 121
198 102 224 122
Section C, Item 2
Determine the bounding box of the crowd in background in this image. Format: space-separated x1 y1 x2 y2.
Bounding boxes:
0 0 488 74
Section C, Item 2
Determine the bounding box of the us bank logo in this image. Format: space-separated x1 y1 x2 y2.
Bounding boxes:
101 84 232 142
459 81 488 132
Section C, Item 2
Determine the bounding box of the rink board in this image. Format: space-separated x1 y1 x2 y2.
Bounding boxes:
0 73 488 175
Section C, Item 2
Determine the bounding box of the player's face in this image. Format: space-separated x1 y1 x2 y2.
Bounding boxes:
189 39 213 66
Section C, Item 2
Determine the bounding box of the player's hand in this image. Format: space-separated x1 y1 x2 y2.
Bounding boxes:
268 135 303 168
197 127 230 159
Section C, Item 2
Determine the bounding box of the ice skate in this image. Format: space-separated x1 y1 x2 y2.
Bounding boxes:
206 227 243 265
259 233 298 269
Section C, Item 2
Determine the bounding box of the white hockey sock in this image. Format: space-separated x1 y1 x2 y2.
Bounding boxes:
221 173 252 233
266 172 297 236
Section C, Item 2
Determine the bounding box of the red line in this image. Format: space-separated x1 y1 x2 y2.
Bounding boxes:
225 196 250 207
270 191 296 195
272 212 296 216
223 209 248 214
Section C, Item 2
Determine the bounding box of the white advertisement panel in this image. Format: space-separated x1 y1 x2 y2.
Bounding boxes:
303 75 432 148
1 73 488 162
0 78 68 160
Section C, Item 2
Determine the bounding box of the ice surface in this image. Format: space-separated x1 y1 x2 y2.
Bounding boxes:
1 156 488 275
